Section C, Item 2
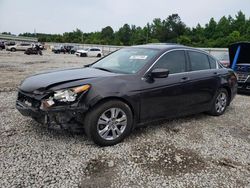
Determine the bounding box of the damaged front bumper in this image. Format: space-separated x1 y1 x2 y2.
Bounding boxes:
16 97 89 132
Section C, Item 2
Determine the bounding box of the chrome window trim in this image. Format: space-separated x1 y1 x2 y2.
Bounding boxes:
143 48 219 78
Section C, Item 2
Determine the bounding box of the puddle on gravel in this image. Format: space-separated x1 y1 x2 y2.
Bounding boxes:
80 156 118 188
131 142 207 176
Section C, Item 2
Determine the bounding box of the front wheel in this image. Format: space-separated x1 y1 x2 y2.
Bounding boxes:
208 88 228 116
81 53 87 57
84 100 133 146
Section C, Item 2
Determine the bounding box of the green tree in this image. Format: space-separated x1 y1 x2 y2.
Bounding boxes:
164 14 187 42
204 18 217 39
101 26 114 44
116 24 131 45
177 35 191 45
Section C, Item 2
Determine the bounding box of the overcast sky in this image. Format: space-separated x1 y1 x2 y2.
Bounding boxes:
0 0 250 35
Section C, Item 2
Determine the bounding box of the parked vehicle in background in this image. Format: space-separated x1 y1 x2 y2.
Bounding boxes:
16 44 237 146
229 42 250 93
75 47 102 57
5 41 16 47
64 45 74 53
52 45 73 54
70 46 81 54
210 51 230 67
52 46 66 54
38 43 45 50
24 46 42 55
6 43 34 52
0 41 5 50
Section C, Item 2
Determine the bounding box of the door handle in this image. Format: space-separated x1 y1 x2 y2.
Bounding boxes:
181 77 189 82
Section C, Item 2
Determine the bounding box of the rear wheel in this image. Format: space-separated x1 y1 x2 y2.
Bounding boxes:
84 100 133 146
208 88 228 116
11 48 16 52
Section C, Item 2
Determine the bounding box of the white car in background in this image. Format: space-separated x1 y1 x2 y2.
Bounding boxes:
75 47 103 57
6 43 34 52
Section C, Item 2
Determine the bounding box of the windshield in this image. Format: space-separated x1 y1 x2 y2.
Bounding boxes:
92 48 160 74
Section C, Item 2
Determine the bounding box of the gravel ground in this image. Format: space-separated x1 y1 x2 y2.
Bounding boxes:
0 51 249 188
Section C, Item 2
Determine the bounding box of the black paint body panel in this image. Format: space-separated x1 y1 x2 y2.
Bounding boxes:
16 45 238 129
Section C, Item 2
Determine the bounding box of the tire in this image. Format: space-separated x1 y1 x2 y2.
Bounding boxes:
81 53 87 57
11 48 16 52
84 100 133 146
208 88 229 116
97 54 101 57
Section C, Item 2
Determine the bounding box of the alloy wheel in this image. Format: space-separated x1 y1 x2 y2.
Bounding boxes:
97 108 127 141
215 92 227 113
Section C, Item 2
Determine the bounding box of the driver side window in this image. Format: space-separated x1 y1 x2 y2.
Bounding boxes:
154 50 186 74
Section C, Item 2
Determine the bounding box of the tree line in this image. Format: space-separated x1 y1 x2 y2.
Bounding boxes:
5 11 250 47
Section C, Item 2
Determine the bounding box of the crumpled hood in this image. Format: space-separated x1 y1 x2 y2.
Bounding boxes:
19 67 116 93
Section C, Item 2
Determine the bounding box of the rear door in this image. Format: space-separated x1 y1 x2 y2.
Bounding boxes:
183 50 220 113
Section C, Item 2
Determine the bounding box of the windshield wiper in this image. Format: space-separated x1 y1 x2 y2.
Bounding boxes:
93 67 112 72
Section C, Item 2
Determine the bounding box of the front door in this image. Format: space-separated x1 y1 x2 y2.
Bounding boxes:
140 50 190 122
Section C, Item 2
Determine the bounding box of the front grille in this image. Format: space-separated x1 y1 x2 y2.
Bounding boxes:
18 92 41 108
237 72 250 83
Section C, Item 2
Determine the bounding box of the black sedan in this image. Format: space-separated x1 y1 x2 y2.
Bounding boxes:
16 44 238 146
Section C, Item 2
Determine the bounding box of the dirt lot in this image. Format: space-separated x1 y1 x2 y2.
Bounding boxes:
0 51 249 187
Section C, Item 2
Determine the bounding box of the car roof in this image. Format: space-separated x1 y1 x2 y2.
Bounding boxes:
130 43 207 54
131 43 182 50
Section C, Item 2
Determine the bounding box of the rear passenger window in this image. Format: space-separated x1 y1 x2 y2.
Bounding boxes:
188 51 210 71
154 50 186 74
209 56 217 69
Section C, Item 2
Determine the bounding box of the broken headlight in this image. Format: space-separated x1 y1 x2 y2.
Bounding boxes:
41 85 90 109
54 89 77 102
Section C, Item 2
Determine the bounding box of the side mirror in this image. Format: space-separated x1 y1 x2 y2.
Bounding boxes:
150 68 169 78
